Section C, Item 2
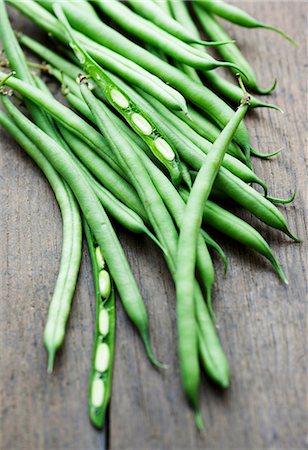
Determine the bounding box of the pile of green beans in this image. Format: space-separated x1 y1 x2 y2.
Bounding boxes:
0 0 298 431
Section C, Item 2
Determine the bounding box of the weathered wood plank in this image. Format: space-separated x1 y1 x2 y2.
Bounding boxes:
0 2 307 450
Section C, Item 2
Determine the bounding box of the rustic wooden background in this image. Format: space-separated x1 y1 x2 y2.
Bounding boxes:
0 2 307 449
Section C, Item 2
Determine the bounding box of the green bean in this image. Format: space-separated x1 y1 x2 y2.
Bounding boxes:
55 4 184 186
250 147 282 160
176 89 250 385
195 287 229 388
186 160 297 240
0 108 82 371
0 1 83 371
84 220 115 429
194 5 277 95
127 0 231 46
2 95 160 367
195 0 297 45
214 169 298 240
267 192 296 205
9 0 251 153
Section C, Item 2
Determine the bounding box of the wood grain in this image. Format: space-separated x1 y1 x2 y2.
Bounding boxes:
0 2 307 450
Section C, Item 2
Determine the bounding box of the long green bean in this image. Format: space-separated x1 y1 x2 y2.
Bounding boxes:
195 0 297 45
176 89 250 389
0 0 83 370
0 108 82 371
84 220 115 429
194 5 277 94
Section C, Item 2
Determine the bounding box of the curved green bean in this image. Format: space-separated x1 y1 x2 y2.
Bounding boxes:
194 5 277 94
0 1 83 371
202 70 282 111
0 109 82 371
195 0 297 45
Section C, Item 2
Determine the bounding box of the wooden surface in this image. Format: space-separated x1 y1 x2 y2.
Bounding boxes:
0 2 307 449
